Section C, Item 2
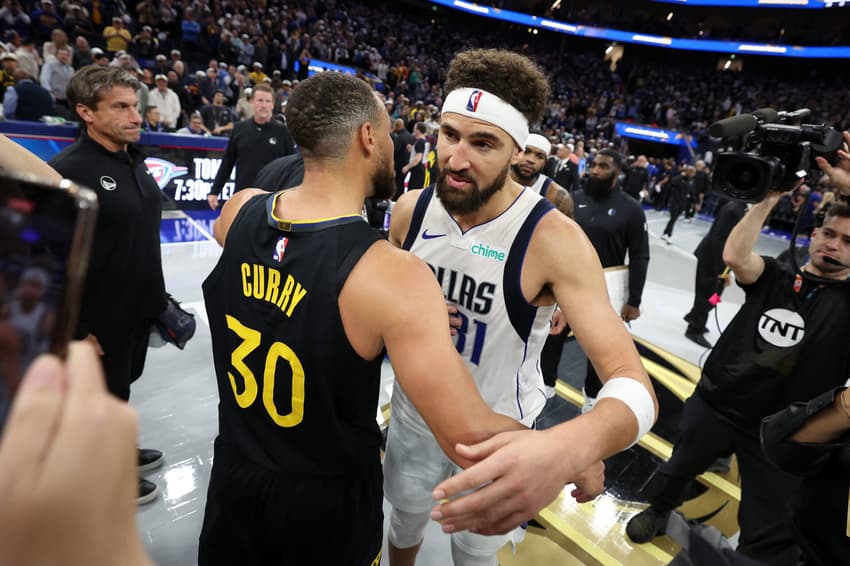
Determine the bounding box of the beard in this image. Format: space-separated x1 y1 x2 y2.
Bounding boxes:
510 163 543 186
584 175 616 199
436 166 508 215
370 152 396 200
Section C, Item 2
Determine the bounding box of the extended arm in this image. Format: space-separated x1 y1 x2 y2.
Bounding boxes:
625 205 650 318
762 387 850 476
341 243 523 468
431 214 656 534
0 135 62 184
722 193 781 284
208 130 239 209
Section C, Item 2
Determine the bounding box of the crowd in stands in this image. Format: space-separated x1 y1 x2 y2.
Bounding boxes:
0 0 847 234
0 0 847 145
541 0 850 46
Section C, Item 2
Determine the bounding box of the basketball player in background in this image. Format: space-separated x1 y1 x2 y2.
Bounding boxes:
385 48 657 566
510 132 573 218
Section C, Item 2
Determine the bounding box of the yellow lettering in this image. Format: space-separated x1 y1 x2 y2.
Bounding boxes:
262 341 305 427
286 283 308 317
225 314 260 408
240 263 251 297
252 264 265 299
265 268 281 304
277 274 295 312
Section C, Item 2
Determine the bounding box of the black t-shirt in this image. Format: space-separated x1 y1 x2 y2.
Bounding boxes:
623 166 649 198
202 192 384 476
49 130 166 336
211 118 296 198
572 188 650 307
699 257 850 433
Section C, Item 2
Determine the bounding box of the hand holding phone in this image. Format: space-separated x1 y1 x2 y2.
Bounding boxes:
0 172 97 430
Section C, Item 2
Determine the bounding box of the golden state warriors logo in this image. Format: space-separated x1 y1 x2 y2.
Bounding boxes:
273 236 288 262
466 90 483 112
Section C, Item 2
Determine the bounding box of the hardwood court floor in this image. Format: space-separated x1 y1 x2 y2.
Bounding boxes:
135 208 790 565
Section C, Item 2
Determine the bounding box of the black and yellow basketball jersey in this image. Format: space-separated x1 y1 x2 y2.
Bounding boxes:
203 191 384 477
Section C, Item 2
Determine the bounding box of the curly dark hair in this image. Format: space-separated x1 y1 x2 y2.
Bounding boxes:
443 49 550 126
285 73 382 160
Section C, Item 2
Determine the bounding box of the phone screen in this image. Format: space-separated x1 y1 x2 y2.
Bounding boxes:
0 175 96 428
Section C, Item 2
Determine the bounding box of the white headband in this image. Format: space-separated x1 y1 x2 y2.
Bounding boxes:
525 133 551 156
441 87 529 149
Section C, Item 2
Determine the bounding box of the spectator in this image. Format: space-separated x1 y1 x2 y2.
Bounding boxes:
148 73 181 129
141 104 165 132
39 44 72 115
175 111 210 136
102 17 131 55
3 67 52 120
29 0 62 45
200 89 234 136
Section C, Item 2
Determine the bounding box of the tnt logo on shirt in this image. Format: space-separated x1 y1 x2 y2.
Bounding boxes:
757 308 805 347
273 236 289 262
466 90 483 112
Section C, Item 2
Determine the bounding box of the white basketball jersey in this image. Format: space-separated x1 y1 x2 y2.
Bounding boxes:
529 174 552 197
392 186 556 434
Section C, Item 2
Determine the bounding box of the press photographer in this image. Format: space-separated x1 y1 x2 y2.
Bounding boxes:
626 118 850 566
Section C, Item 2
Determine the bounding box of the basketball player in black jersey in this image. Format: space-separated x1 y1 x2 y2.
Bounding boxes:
198 72 530 566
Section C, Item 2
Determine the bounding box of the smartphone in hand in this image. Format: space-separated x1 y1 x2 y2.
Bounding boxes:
0 172 97 427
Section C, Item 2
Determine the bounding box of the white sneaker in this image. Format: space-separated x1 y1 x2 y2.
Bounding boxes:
581 388 597 414
543 385 556 399
660 233 669 242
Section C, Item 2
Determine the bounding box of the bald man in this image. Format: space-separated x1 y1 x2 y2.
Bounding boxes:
392 117 415 200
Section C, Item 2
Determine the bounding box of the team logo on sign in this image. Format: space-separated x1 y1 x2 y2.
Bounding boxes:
466 90 483 112
99 176 117 191
757 308 805 348
273 236 289 262
144 157 188 190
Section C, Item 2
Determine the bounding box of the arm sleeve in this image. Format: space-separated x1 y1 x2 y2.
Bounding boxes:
761 387 848 476
210 129 238 197
626 206 650 307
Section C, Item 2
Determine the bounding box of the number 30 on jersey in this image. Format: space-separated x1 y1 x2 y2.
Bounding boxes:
225 314 305 427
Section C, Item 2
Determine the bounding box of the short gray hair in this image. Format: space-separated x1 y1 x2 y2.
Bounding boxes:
67 65 140 114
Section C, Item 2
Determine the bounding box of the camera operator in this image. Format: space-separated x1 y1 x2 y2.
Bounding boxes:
627 179 850 565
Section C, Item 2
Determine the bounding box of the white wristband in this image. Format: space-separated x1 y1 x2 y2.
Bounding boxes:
596 377 656 447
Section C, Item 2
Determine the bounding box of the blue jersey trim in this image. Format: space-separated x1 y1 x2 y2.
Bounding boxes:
402 185 435 250
503 198 555 341
539 177 552 197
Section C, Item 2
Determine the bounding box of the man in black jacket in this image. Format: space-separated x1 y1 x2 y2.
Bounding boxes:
207 84 296 210
684 198 747 348
544 143 578 192
48 65 167 505
661 165 695 243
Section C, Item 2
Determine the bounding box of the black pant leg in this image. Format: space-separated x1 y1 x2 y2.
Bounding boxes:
664 205 682 236
540 332 566 387
97 322 151 401
687 257 717 333
734 432 802 566
643 392 736 511
584 358 603 397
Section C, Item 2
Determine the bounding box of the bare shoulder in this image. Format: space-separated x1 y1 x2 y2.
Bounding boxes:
527 209 600 275
349 238 434 297
213 188 270 245
388 188 425 247
545 181 574 218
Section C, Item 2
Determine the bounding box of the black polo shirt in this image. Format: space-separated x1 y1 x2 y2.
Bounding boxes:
210 118 296 199
49 129 166 337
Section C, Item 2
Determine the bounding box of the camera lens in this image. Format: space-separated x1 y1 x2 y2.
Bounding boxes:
727 161 762 193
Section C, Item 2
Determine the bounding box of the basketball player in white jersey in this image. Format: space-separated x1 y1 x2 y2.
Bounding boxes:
383 49 657 566
511 132 573 219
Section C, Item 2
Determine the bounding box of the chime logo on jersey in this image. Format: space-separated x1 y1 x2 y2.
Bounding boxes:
273 236 289 262
757 308 805 348
466 90 483 112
